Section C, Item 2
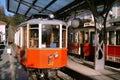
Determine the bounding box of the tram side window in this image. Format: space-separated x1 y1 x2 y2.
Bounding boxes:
109 31 114 45
68 33 74 43
62 26 67 48
22 26 27 49
29 24 39 48
84 32 89 43
73 33 78 43
42 25 59 48
116 30 120 45
90 32 95 45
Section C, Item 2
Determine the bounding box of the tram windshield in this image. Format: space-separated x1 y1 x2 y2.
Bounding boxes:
42 25 60 48
28 24 67 48
41 24 67 48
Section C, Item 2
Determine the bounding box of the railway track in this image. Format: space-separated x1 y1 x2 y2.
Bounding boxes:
27 55 120 80
28 70 73 80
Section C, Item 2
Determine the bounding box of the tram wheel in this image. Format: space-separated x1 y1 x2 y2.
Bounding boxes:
27 70 37 80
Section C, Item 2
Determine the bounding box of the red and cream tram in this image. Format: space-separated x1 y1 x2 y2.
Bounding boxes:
68 25 95 59
68 21 120 63
106 26 120 63
14 14 68 78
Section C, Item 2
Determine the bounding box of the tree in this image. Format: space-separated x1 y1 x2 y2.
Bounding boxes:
0 6 7 22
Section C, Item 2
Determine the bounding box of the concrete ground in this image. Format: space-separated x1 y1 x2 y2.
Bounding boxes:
67 55 120 80
0 45 28 80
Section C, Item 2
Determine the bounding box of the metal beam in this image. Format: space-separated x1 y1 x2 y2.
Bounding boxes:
55 0 85 15
6 0 10 12
56 1 87 18
15 0 53 17
15 0 41 11
24 0 38 16
39 0 57 13
15 0 22 14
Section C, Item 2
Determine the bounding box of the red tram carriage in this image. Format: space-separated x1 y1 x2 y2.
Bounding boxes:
68 21 120 63
68 26 95 59
14 14 68 78
106 26 120 63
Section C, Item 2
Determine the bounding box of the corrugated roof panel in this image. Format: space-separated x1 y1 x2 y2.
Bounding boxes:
18 4 29 15
9 0 19 13
7 0 77 17
23 0 33 4
35 0 51 8
26 8 39 17
31 5 43 12
47 0 74 12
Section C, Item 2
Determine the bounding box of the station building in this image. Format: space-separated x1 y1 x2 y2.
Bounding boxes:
0 21 8 44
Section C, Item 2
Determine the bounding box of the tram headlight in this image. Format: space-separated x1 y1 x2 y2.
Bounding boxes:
54 52 59 58
49 13 54 19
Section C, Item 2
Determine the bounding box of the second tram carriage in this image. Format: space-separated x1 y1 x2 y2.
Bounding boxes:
14 14 68 79
68 22 120 63
106 25 120 63
68 26 95 59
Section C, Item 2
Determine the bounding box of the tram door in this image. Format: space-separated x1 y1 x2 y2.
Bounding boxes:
83 30 95 60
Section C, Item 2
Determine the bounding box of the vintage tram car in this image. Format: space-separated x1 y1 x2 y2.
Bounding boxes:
14 14 68 79
106 26 120 63
68 26 95 59
68 22 120 63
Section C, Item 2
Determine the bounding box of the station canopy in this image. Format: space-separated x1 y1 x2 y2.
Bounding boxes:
6 0 110 18
6 0 80 17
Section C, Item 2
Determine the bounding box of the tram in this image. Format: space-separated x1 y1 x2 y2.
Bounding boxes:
68 20 120 63
68 21 95 59
14 14 68 79
106 25 120 63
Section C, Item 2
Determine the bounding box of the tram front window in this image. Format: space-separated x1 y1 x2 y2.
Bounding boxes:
42 25 59 48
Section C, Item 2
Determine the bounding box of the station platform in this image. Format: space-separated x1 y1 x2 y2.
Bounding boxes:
67 56 120 80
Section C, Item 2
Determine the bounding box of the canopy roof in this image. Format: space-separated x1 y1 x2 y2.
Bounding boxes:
6 0 118 18
6 0 77 17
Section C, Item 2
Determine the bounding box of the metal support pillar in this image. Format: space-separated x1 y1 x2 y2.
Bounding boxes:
86 0 118 70
94 16 105 70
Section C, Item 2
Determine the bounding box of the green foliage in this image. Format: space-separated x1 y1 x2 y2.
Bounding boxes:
0 6 26 42
13 14 26 25
0 6 26 26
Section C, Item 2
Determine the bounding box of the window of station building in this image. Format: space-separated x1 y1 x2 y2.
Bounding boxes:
109 31 114 45
116 30 120 45
29 24 39 48
41 24 60 48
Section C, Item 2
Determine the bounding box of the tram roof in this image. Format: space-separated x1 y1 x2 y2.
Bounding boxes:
6 0 109 18
19 18 67 26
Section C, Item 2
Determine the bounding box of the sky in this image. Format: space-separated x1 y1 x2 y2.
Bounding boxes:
0 0 14 16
